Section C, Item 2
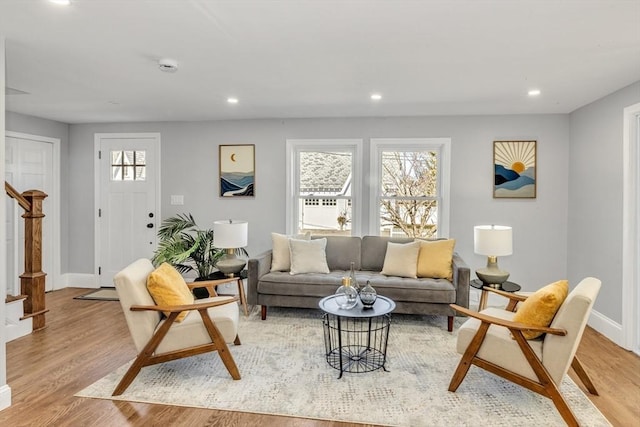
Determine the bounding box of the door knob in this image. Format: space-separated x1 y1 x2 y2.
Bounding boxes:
147 223 154 228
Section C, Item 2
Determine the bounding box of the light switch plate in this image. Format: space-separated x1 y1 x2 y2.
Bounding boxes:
170 195 184 205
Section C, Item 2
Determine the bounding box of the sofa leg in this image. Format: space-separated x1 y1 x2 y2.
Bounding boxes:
261 305 267 320
448 316 454 332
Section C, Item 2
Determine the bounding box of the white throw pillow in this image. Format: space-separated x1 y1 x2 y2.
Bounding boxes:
289 238 330 275
380 241 421 278
271 232 311 272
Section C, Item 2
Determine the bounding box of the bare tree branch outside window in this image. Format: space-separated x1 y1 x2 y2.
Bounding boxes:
380 151 438 238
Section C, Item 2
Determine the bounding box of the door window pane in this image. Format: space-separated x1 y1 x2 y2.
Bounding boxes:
110 150 146 181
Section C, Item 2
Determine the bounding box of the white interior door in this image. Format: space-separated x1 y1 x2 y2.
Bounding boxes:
96 133 160 287
5 133 57 294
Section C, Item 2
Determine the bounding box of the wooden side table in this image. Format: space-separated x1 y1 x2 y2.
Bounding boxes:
470 279 521 311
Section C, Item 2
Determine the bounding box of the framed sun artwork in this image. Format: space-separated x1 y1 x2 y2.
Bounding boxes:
219 144 255 197
493 140 536 198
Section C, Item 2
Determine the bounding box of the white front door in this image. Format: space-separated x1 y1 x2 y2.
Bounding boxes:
96 133 160 287
5 132 58 294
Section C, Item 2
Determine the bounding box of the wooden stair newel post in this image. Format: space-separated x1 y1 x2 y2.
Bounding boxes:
20 189 49 331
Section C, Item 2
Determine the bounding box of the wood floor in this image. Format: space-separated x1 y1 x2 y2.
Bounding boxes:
1 288 638 427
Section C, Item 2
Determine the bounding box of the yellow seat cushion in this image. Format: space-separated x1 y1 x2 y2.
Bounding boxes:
416 239 456 280
513 279 569 339
146 262 194 322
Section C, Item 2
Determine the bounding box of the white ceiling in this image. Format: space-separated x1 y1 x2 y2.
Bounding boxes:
1 0 639 124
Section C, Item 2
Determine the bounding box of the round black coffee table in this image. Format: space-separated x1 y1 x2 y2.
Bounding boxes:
319 294 395 379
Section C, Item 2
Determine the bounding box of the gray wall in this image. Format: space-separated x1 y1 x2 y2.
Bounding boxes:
5 111 71 274
69 114 570 291
568 81 640 324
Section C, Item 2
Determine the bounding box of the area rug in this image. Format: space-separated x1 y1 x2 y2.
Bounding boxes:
73 288 119 301
76 307 610 426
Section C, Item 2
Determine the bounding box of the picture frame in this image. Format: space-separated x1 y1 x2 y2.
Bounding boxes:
219 144 255 197
493 140 536 198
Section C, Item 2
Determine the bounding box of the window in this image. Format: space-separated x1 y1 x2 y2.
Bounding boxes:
370 139 450 238
287 138 449 238
111 150 146 181
286 140 362 236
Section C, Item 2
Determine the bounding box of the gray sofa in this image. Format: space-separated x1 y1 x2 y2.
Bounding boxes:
247 235 470 331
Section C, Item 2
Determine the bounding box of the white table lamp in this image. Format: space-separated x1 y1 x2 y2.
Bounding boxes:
474 225 513 285
213 219 248 277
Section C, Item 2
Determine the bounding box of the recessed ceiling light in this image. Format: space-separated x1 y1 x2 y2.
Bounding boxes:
49 0 71 5
158 58 178 73
370 93 382 101
227 97 239 104
528 89 541 97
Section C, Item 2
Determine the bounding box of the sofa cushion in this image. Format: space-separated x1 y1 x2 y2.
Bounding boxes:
314 236 362 271
259 271 344 297
361 236 414 271
270 232 310 272
417 239 456 280
258 271 455 304
357 271 455 304
381 241 421 278
289 238 330 275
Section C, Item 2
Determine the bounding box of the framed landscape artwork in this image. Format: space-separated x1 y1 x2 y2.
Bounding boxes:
493 140 536 198
219 144 255 197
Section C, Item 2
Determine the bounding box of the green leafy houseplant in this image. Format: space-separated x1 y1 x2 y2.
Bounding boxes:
151 213 224 279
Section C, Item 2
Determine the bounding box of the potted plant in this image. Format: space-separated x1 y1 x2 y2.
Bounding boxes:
152 213 246 280
337 210 349 231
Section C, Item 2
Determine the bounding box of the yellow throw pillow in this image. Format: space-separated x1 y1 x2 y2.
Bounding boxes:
513 280 569 339
416 239 456 280
146 262 194 322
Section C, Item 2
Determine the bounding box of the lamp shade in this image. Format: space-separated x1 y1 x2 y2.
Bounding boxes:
213 220 248 248
474 225 512 256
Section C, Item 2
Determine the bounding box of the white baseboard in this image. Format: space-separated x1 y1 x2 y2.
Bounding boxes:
0 384 12 411
59 273 100 289
587 309 623 348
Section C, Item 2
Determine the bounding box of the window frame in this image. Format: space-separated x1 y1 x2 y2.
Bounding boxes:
369 138 451 238
286 139 363 236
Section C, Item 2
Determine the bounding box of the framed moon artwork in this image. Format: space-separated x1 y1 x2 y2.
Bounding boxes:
219 144 255 197
493 140 536 198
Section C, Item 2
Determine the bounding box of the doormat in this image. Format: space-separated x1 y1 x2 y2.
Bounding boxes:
74 288 119 301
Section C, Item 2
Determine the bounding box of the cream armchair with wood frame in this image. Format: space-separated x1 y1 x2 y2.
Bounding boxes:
112 258 242 396
448 277 601 427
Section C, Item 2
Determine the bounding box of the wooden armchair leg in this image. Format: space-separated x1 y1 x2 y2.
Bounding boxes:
449 322 490 392
546 381 580 427
215 340 241 380
199 310 241 380
571 356 599 395
113 355 147 396
113 312 178 396
261 305 267 320
234 335 241 345
511 331 580 427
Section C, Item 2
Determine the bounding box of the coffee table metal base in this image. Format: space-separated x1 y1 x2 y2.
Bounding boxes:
322 313 392 379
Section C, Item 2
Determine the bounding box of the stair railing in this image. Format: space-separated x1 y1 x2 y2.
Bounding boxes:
4 181 48 331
